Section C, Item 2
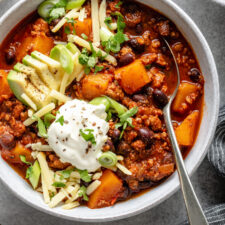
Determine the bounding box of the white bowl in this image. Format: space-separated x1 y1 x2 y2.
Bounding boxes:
0 0 219 222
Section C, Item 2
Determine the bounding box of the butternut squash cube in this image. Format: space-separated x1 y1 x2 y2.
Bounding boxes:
115 59 151 94
175 111 199 146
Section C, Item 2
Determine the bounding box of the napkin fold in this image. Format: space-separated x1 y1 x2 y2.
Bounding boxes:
182 105 225 224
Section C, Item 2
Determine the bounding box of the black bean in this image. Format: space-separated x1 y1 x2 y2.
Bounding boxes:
133 94 146 102
188 68 201 82
138 127 154 146
105 138 115 151
129 39 145 53
111 129 121 142
135 23 143 34
5 48 15 65
153 89 168 108
119 53 134 66
145 86 153 97
117 141 131 154
0 133 15 149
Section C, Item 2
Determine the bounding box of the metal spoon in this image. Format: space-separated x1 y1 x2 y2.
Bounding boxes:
162 38 208 225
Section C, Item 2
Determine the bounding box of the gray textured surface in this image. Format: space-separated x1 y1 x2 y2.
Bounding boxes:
0 0 225 224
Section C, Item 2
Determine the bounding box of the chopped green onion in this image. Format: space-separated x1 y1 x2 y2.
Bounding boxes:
98 151 118 167
89 96 111 111
81 33 88 40
52 182 66 187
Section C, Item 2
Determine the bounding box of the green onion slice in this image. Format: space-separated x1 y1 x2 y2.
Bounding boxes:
98 151 118 167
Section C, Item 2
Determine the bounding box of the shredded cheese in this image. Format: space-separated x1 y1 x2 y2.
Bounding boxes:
28 109 34 118
76 70 85 82
60 73 70 95
54 41 68 45
37 152 56 193
68 35 117 65
41 174 51 204
50 90 71 103
67 53 84 86
52 8 80 33
65 184 80 204
99 0 107 29
86 180 101 195
23 103 56 126
117 155 124 161
62 201 80 210
21 93 37 111
78 8 87 22
48 185 76 208
91 0 100 46
26 142 53 152
92 171 102 180
116 163 132 175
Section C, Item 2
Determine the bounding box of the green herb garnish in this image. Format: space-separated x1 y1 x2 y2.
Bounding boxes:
49 7 65 20
60 169 74 179
78 185 89 201
94 66 104 74
77 169 92 182
56 115 64 126
104 16 113 29
115 107 138 139
102 13 128 54
33 116 48 138
81 33 88 40
20 155 32 165
79 128 96 145
115 1 122 9
52 182 66 188
44 113 56 128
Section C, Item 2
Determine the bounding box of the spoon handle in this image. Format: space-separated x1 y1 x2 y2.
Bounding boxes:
163 105 208 225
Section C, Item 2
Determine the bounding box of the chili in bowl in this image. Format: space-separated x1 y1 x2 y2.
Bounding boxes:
0 0 219 221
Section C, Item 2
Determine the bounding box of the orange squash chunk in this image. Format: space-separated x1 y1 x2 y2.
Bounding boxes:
0 70 13 100
172 82 199 113
81 74 111 100
63 18 92 38
1 143 32 164
115 59 151 94
175 111 199 146
88 170 123 209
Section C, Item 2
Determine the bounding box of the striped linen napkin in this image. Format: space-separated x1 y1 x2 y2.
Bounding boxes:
182 106 225 224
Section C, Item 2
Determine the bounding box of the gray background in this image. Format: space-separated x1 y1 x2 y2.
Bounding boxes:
0 0 225 224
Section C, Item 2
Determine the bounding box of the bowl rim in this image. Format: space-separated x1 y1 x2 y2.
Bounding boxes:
0 0 220 222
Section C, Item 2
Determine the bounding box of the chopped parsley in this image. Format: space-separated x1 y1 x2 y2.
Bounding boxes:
44 113 56 128
77 169 92 182
78 43 105 74
19 155 35 180
145 64 152 70
64 26 71 34
65 17 76 34
79 129 96 145
104 16 113 29
81 33 88 40
56 115 64 126
78 185 89 201
32 116 48 138
102 12 128 54
59 169 74 180
94 66 104 74
115 107 138 139
49 7 65 20
20 155 32 166
52 182 66 188
115 1 123 9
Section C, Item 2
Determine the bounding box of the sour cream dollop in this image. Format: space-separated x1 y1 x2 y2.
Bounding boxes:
48 99 109 172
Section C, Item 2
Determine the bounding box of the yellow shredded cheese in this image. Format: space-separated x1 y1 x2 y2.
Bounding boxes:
92 171 102 180
86 180 101 195
99 0 107 28
67 35 117 65
76 70 85 82
25 142 53 151
78 8 87 22
116 163 132 175
52 8 80 33
41 174 51 204
62 201 80 210
91 0 100 46
23 103 55 126
65 184 80 204
50 90 72 103
21 93 37 111
60 73 70 95
37 152 56 193
48 185 76 208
